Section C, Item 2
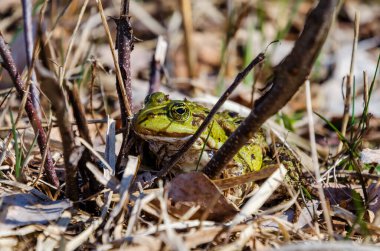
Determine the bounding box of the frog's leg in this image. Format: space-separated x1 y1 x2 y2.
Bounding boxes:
154 143 170 169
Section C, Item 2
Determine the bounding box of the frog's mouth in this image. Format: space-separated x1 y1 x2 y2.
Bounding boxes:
135 132 192 143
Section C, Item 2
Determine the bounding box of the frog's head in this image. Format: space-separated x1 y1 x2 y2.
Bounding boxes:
133 92 206 141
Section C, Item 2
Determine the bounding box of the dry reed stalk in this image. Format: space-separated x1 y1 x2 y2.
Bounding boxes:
305 80 334 238
337 11 360 153
179 0 196 78
363 71 368 109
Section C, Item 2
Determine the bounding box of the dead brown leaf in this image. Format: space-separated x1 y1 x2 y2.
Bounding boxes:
167 172 239 221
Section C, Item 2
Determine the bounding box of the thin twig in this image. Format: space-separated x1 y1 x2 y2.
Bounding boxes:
157 52 266 177
59 0 89 87
0 88 13 110
0 33 59 186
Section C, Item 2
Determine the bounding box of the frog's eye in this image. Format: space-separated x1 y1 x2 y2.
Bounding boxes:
169 102 190 121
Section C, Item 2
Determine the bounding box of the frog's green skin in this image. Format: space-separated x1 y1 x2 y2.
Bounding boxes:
133 92 267 176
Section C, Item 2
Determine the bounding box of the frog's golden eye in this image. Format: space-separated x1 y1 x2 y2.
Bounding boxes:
169 102 190 121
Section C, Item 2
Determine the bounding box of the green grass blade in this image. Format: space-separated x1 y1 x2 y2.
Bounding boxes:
196 121 214 171
21 131 39 170
350 77 356 127
9 111 22 179
314 112 349 145
366 54 380 107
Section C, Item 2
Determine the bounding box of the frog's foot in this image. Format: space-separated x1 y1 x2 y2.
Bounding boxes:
223 182 256 206
218 164 257 206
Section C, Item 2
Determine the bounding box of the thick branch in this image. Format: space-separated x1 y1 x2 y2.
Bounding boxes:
116 3 133 126
203 0 338 178
121 0 130 15
115 0 134 174
0 33 59 186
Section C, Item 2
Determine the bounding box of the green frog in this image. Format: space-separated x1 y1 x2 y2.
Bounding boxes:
133 92 269 203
